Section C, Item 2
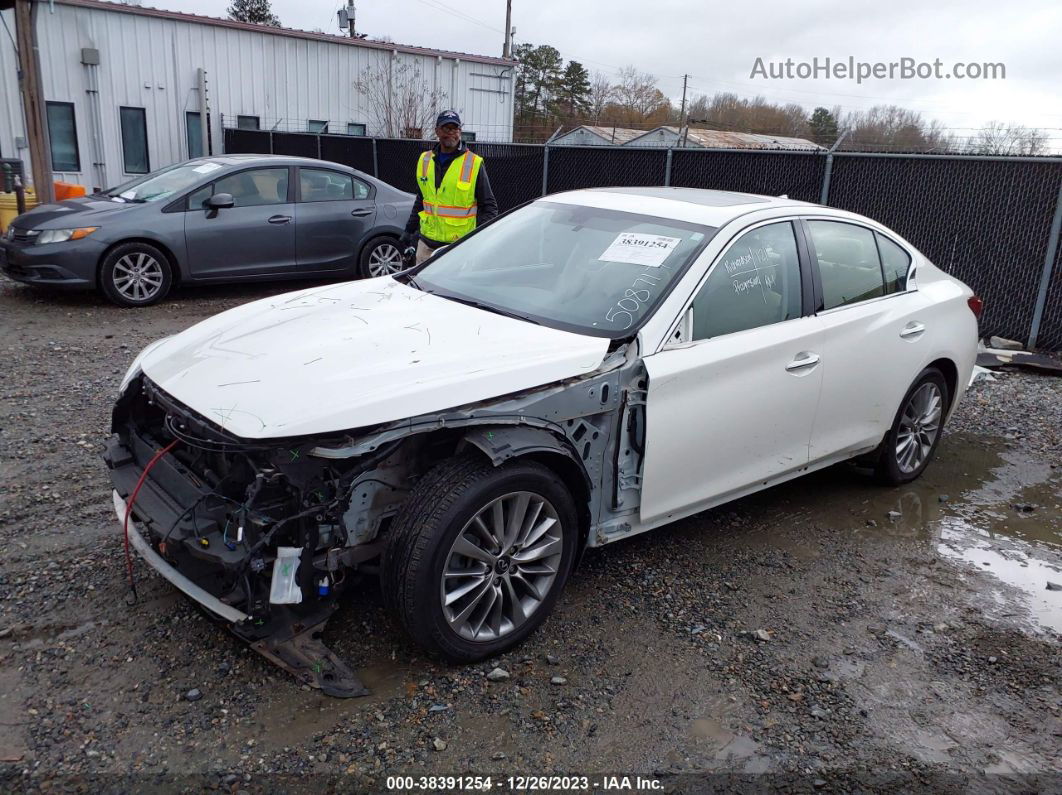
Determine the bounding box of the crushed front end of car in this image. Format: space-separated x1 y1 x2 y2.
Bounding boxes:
104 375 411 697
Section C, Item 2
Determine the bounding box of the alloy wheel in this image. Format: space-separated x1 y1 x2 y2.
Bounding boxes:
367 242 404 277
440 491 564 642
112 252 164 302
895 381 943 473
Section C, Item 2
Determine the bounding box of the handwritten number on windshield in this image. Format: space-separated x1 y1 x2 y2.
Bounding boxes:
604 273 661 329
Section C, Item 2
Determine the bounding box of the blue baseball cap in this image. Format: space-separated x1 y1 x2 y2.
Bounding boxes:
436 110 462 128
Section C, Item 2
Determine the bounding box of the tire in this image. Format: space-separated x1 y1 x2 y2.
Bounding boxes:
358 236 404 279
99 242 173 307
383 454 578 662
873 367 949 485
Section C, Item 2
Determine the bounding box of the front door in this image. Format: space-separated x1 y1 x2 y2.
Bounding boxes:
294 167 375 272
184 166 296 278
640 220 824 524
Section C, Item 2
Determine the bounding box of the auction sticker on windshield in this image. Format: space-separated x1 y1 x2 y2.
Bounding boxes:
193 162 223 174
599 233 681 267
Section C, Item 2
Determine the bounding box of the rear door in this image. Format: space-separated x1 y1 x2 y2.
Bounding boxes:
802 218 930 462
294 167 375 272
184 166 296 278
640 220 824 524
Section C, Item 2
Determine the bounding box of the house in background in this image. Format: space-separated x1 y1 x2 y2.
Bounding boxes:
0 0 515 190
627 126 824 151
550 125 646 146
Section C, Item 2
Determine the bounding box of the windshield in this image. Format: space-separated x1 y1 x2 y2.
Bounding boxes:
101 161 223 203
414 201 715 338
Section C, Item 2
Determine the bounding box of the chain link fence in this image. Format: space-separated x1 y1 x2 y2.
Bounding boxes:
223 126 1062 350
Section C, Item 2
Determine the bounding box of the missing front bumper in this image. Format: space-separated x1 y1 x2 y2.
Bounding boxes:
112 490 369 698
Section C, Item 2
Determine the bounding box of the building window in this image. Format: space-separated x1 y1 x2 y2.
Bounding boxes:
308 120 329 134
186 112 203 159
119 106 150 174
237 115 260 130
462 131 476 142
346 122 366 136
45 102 80 172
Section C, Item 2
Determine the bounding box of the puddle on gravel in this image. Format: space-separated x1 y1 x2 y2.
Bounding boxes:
851 436 1062 633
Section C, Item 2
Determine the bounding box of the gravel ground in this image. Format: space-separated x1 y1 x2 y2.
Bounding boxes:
0 279 1060 794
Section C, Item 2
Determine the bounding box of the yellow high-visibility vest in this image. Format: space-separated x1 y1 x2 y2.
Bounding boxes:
416 149 483 243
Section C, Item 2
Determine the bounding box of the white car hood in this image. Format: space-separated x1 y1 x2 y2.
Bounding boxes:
138 278 610 439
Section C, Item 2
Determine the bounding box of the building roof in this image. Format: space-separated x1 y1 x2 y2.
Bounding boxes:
553 125 647 145
630 126 825 151
54 0 515 66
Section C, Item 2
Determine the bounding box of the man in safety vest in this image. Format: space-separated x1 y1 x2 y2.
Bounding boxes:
400 110 498 265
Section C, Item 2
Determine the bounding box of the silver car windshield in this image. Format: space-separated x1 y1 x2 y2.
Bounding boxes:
415 201 715 338
102 162 222 203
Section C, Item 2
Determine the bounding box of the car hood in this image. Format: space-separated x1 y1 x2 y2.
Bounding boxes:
138 278 610 439
18 196 142 227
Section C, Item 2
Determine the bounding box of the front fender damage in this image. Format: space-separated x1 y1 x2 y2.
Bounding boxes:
106 343 647 696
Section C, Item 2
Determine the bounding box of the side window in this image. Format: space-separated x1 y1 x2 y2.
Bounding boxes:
691 221 802 340
808 221 885 309
876 234 912 293
299 168 355 202
353 178 370 200
213 168 289 207
187 183 213 210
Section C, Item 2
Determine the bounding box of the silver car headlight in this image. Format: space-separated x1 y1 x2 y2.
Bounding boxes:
119 336 172 395
36 226 98 245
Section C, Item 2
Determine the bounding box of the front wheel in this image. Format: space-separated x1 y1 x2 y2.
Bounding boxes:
99 242 173 307
873 367 949 485
383 455 578 662
358 236 404 279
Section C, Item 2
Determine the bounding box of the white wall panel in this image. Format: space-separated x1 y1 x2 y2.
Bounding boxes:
0 0 514 189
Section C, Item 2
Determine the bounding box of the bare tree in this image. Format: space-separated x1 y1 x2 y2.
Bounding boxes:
588 71 614 122
971 121 1048 156
355 61 446 139
612 66 669 122
840 105 957 152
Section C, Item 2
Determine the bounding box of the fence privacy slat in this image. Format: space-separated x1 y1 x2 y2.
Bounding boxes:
222 128 1062 350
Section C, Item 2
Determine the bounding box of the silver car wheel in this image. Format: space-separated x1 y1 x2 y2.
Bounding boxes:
440 491 564 642
367 242 404 277
112 252 164 302
895 381 943 473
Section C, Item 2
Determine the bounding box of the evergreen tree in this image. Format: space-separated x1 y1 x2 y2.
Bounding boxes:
808 107 839 146
556 61 592 119
513 43 564 127
227 0 281 27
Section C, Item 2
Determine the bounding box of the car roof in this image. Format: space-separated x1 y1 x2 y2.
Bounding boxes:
545 187 817 227
187 154 358 170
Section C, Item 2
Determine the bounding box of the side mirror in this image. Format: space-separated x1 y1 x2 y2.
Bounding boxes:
206 193 235 210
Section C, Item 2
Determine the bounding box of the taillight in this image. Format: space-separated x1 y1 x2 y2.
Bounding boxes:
967 295 984 319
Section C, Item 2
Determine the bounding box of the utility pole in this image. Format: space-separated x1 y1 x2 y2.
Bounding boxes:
14 0 54 203
338 2 356 37
502 0 512 58
678 73 689 148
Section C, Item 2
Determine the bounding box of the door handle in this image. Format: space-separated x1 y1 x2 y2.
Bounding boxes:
785 352 821 373
267 215 292 224
900 321 926 339
350 208 373 217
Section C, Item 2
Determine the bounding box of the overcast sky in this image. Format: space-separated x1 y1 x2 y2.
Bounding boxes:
159 0 1062 145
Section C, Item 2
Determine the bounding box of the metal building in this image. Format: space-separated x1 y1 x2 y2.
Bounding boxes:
0 0 515 190
549 125 646 146
626 126 824 151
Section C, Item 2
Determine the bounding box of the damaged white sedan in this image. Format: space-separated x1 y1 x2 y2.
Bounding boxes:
106 187 980 695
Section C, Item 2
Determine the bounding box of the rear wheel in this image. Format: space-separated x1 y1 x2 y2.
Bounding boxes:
358 236 404 279
383 455 577 662
873 367 949 485
99 242 173 307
